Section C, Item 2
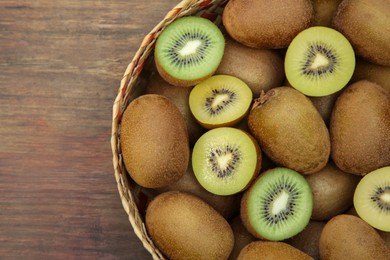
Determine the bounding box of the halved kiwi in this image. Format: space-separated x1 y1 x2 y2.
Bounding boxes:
154 16 225 87
353 166 390 232
241 167 313 241
285 26 355 96
189 75 253 129
192 127 261 196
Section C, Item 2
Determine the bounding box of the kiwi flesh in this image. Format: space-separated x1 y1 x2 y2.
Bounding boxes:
237 241 314 260
192 127 261 196
332 0 390 66
353 166 390 232
319 214 389 260
248 87 330 174
285 26 355 97
240 167 313 241
305 161 361 221
215 37 285 97
156 157 241 219
145 72 205 146
223 0 314 49
351 58 390 93
189 75 253 129
145 191 234 259
286 220 325 260
154 16 225 87
330 80 390 175
120 94 189 188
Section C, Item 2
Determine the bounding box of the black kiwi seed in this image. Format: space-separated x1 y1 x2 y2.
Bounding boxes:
204 88 237 116
302 43 338 77
370 186 390 211
208 144 241 178
165 31 212 67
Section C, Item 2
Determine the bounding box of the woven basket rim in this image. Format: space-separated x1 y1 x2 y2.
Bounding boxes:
111 0 227 258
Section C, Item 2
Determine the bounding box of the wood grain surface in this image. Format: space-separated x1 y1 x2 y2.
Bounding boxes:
0 0 179 258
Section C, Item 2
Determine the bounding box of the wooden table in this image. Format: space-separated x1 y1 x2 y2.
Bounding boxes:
0 0 179 258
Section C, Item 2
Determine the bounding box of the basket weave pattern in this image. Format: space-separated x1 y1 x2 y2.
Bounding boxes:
111 0 228 258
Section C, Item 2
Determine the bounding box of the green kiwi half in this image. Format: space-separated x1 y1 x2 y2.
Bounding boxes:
241 167 313 241
154 16 225 87
353 166 390 232
285 26 355 96
192 127 261 196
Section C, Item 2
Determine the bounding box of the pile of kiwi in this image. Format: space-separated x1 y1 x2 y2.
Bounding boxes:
119 0 390 259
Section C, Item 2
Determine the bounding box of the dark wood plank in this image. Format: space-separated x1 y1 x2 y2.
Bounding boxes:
0 0 179 258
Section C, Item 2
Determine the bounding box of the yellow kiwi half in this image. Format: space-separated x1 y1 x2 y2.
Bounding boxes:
353 166 390 232
189 75 253 129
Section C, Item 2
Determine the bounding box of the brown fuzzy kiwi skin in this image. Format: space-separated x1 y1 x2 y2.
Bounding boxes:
311 0 343 26
351 58 390 93
145 72 205 146
248 87 330 174
145 191 234 260
215 37 285 97
319 214 389 260
305 161 361 221
155 157 241 219
222 0 314 49
240 186 264 240
286 220 326 260
237 241 314 260
332 0 390 66
345 207 390 249
330 80 390 175
120 94 189 188
228 216 257 260
309 91 341 126
155 54 214 88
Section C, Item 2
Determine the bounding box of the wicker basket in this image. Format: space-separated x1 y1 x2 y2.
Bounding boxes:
111 0 228 258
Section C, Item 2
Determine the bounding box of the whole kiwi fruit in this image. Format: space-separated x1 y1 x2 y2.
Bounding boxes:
248 87 330 174
223 0 314 49
319 214 389 259
215 37 285 97
120 94 189 188
332 0 390 66
145 191 234 260
237 241 314 260
330 80 390 175
305 161 361 220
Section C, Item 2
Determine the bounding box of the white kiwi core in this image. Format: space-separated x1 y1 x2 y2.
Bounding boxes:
380 191 390 203
178 40 202 56
310 53 329 69
271 190 289 215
